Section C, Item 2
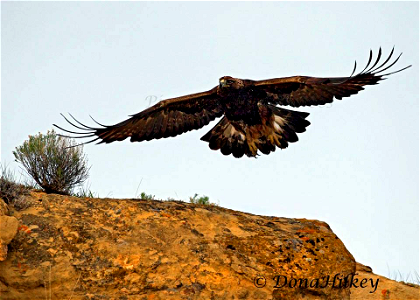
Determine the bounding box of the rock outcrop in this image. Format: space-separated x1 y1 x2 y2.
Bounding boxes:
350 263 420 300
0 200 19 261
0 192 418 300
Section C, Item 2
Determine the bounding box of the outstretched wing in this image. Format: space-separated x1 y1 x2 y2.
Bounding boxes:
54 87 223 145
254 48 411 107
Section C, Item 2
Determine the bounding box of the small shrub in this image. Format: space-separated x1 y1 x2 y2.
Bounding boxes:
189 193 211 205
13 130 90 195
0 164 31 204
139 192 155 200
72 184 97 198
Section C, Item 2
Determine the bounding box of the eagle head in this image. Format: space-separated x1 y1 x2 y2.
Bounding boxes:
219 76 244 90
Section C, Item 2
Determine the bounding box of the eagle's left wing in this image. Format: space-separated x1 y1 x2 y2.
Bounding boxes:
253 48 411 107
54 87 223 145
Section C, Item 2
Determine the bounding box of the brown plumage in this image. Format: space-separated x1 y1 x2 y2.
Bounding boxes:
54 48 410 158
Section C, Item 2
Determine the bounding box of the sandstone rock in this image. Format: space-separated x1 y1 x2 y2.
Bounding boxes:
0 192 417 299
0 244 7 262
0 215 19 261
349 263 420 300
0 216 19 244
0 199 9 216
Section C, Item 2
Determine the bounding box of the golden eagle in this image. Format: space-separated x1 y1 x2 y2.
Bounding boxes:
54 48 410 158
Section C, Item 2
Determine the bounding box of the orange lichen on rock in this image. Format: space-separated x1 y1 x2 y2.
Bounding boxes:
0 193 418 299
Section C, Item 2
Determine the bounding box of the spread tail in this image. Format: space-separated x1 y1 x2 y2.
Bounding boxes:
200 105 310 158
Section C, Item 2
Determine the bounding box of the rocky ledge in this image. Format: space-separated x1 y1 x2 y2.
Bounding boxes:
0 192 418 299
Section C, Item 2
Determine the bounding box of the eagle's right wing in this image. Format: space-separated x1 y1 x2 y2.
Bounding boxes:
54 87 223 144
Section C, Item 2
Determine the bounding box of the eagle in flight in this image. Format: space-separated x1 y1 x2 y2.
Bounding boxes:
55 48 410 158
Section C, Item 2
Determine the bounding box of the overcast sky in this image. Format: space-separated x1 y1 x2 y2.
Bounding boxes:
1 2 419 283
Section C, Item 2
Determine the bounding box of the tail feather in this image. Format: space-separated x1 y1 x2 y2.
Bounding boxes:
200 105 310 158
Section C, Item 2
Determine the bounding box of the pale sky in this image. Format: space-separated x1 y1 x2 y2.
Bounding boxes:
1 2 419 283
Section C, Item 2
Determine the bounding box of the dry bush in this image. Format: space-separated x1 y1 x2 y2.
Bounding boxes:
0 164 30 204
13 130 90 195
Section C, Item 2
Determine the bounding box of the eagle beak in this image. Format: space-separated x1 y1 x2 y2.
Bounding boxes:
220 79 226 88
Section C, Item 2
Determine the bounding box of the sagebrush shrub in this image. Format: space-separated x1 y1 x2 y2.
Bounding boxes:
13 130 90 195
